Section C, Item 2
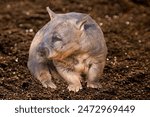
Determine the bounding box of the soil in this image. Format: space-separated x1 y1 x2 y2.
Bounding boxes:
0 0 150 100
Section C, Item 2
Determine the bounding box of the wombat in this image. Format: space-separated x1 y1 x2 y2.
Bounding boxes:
28 7 107 92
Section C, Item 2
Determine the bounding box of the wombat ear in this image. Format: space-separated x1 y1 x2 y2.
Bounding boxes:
46 7 56 20
76 16 88 31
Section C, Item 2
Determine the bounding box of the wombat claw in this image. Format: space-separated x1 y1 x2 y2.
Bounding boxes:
41 80 57 89
87 82 102 89
68 84 82 92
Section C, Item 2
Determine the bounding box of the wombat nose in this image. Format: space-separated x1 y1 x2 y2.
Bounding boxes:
37 44 49 57
42 47 49 57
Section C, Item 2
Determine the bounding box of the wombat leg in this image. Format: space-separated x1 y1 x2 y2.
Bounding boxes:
28 61 57 89
87 61 105 88
56 67 82 92
38 70 57 89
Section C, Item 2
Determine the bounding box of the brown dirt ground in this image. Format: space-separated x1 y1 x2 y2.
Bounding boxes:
0 0 150 100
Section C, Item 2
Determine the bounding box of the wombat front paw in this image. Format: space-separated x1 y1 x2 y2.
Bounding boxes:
68 84 82 92
87 82 102 89
41 79 57 89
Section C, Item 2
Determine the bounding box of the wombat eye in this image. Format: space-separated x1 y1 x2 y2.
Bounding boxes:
52 35 62 43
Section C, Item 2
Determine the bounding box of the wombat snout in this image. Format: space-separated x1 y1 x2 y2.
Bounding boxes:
37 43 49 57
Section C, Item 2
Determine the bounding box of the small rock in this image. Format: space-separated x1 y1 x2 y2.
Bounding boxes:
25 11 30 15
135 32 138 35
15 58 18 62
29 29 33 33
138 40 141 43
99 22 103 26
125 21 130 25
113 15 119 19
6 4 11 9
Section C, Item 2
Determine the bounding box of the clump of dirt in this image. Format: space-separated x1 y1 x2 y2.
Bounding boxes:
0 0 149 99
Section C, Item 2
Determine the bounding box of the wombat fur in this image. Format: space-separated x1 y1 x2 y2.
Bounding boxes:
28 7 107 92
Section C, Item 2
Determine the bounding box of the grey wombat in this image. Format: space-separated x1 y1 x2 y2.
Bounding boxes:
28 7 107 92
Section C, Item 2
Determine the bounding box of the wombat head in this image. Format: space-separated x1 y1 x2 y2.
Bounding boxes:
37 7 88 60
